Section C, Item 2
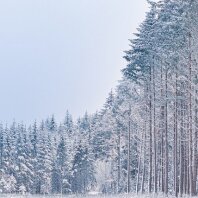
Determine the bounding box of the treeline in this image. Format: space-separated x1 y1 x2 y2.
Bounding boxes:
0 113 96 194
123 0 198 196
1 0 198 196
0 101 137 195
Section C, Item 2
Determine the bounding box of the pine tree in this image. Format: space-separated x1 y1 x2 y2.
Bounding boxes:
71 141 95 194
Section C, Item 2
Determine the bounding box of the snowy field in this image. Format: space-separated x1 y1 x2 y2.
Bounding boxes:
0 194 185 198
0 195 140 198
0 194 133 198
0 194 148 198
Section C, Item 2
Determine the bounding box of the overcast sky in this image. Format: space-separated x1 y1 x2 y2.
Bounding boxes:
0 0 149 124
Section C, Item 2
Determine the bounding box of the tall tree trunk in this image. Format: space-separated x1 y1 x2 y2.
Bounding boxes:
174 67 178 197
160 63 165 193
188 32 193 196
149 66 153 193
141 123 146 193
179 98 184 196
164 65 168 195
127 115 131 194
117 128 121 193
193 84 198 195
153 62 157 194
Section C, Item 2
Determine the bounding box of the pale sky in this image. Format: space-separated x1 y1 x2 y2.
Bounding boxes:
0 0 149 124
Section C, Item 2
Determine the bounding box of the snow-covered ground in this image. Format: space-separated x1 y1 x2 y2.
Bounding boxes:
0 194 184 198
0 194 137 198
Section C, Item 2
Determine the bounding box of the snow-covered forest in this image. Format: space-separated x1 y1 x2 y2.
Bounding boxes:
1 0 198 197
